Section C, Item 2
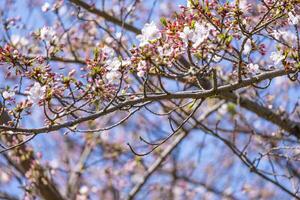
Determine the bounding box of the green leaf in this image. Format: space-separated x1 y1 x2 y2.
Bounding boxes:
160 17 167 27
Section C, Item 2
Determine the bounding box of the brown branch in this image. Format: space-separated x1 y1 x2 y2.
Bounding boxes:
0 191 19 200
0 68 293 134
127 101 223 200
0 102 65 200
69 0 141 34
219 92 300 138
67 142 93 199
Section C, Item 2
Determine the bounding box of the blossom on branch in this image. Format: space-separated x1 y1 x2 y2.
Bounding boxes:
179 22 213 48
27 82 46 104
40 26 57 42
270 50 285 65
41 2 51 12
136 21 161 47
288 12 300 25
2 90 15 100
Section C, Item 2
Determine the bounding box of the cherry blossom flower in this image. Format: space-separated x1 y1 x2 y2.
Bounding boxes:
243 39 252 55
2 90 15 99
272 30 297 47
247 63 260 74
288 12 300 25
106 57 122 71
157 44 173 57
211 54 222 62
79 185 89 194
137 60 147 77
270 50 285 65
41 2 51 12
194 23 214 47
105 57 123 84
271 30 282 40
103 46 115 58
238 0 249 10
40 26 57 42
27 82 46 104
218 104 228 116
11 35 29 47
179 26 194 46
179 22 213 48
106 70 122 84
0 171 10 183
136 21 161 46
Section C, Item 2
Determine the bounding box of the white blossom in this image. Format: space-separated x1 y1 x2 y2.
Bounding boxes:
212 54 222 62
179 22 213 48
179 26 194 46
271 30 297 46
122 59 131 67
136 21 161 46
288 12 300 25
270 50 285 65
137 60 147 77
218 104 228 115
271 30 284 40
102 46 115 58
238 0 248 10
11 35 29 47
40 26 57 41
41 2 51 12
243 39 252 55
247 63 260 74
194 23 213 47
27 82 46 104
105 57 122 84
157 44 173 57
105 70 122 84
2 91 15 99
106 57 122 71
49 159 59 169
79 185 89 195
0 171 10 183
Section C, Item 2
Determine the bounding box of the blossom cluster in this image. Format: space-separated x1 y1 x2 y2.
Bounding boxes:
0 0 299 119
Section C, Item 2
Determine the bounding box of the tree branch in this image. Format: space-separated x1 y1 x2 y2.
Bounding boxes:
69 0 141 34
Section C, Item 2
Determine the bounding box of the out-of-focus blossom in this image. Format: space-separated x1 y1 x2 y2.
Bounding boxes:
270 50 285 65
105 57 122 84
247 63 260 74
187 0 193 8
2 90 15 99
238 0 248 10
41 2 51 12
218 104 228 116
288 12 300 25
40 26 57 42
179 26 194 46
106 70 122 84
243 39 252 55
11 34 29 47
106 57 121 71
79 185 89 194
136 21 161 46
137 60 147 77
27 82 46 104
0 171 10 183
271 29 297 48
103 46 115 58
157 44 173 57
